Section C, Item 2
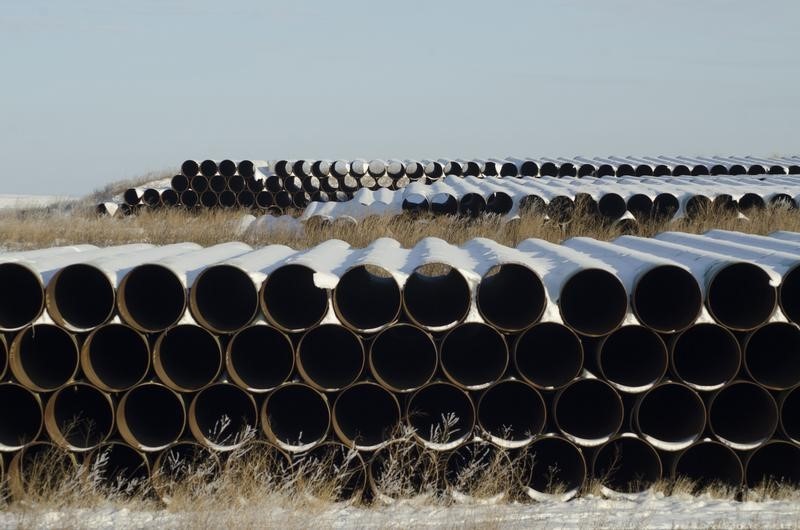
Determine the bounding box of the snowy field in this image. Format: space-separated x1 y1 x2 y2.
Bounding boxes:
0 193 75 209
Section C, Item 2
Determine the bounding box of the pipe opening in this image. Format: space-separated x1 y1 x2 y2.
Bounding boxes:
237 160 255 178
181 160 199 178
671 324 740 391
514 323 583 389
478 380 545 446
486 192 513 215
746 441 800 488
403 264 470 330
768 165 787 175
482 161 498 177
747 164 766 175
333 383 400 450
227 325 294 392
123 189 140 205
519 195 546 215
626 194 653 219
171 174 189 192
237 190 255 208
596 164 615 177
297 324 364 391
690 165 710 176
119 383 185 451
154 325 221 391
262 383 329 451
88 442 149 491
191 265 258 333
11 324 78 391
739 193 766 212
46 383 113 451
261 264 328 332
685 195 711 219
635 383 705 451
229 175 246 193
293 443 366 502
407 382 474 449
142 189 161 207
334 265 400 332
161 189 179 206
707 263 776 331
521 436 586 499
83 324 149 391
459 193 486 217
599 326 667 391
477 263 545 332
441 323 508 390
9 443 77 499
653 165 671 176
49 264 115 330
555 379 623 446
369 441 436 500
546 196 575 223
500 162 518 177
0 384 42 451
673 441 743 490
191 175 209 193
369 324 437 392
402 196 429 214
653 193 679 220
190 383 257 450
560 268 627 336
744 323 800 390
0 263 43 330
709 381 778 449
616 164 635 177
782 386 800 443
219 159 236 177
219 190 236 208
635 164 654 177
770 193 797 209
672 165 691 176
520 161 539 176
709 164 728 175
445 441 511 499
209 175 226 193
578 164 597 177
119 264 185 332
593 437 662 493
430 194 458 215
256 191 273 209
274 190 292 208
634 265 702 333
153 442 220 499
598 193 626 220
540 162 558 177
180 190 198 208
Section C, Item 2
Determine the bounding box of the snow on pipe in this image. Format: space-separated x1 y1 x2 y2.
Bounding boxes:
87 442 150 491
553 378 624 447
297 324 365 392
520 435 586 501
260 263 329 332
151 442 220 501
225 324 294 393
592 436 662 494
368 324 438 393
444 440 512 502
261 382 330 453
406 381 475 450
117 382 186 452
7 442 78 500
9 324 79 392
594 325 668 393
402 264 471 332
188 382 257 451
513 323 583 390
708 381 778 450
440 322 509 391
476 263 546 332
477 379 546 448
672 440 743 490
81 324 150 392
633 382 706 451
669 323 741 392
744 440 800 488
742 323 800 391
291 442 367 503
332 382 401 451
153 324 222 392
44 382 114 452
0 383 42 452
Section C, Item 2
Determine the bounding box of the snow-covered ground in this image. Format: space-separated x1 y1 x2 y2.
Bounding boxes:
2 494 800 529
0 193 76 209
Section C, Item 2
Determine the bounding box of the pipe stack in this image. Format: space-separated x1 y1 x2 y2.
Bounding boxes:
2 230 800 502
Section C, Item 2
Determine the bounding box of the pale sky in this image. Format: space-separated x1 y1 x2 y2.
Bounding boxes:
1 0 798 195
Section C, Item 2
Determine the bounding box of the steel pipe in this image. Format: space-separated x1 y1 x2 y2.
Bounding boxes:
153 324 222 392
226 324 294 393
292 442 366 503
238 160 255 178
444 440 511 502
634 382 706 451
440 323 508 391
592 435 662 494
477 379 546 448
200 159 218 177
743 323 800 390
260 264 329 332
596 326 668 393
368 440 437 502
10 324 79 392
514 323 583 390
7 442 78 500
476 263 546 332
297 324 364 392
87 441 150 492
745 440 800 489
333 265 401 333
520 435 586 501
152 441 220 502
180 189 198 208
261 382 330 453
117 382 186 452
670 324 741 391
181 160 199 178
171 174 189 192
190 264 260 333
781 385 800 444
402 264 470 331
44 382 114 451
369 324 437 393
0 383 42 452
554 379 624 447
80 324 149 393
332 382 401 451
406 382 475 450
188 382 257 451
0 263 46 330
672 440 743 491
708 381 778 450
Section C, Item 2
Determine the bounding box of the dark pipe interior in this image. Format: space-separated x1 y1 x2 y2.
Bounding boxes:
53 264 115 329
672 165 691 176
219 190 236 208
636 383 705 446
86 324 149 390
593 437 661 493
690 165 710 176
229 175 246 193
598 193 627 220
209 175 226 193
519 195 546 215
402 197 429 214
728 164 746 175
747 164 766 175
51 384 113 448
653 193 679 220
558 163 577 177
464 161 481 177
407 383 474 446
237 160 255 178
478 264 545 331
265 175 283 193
768 165 787 175
685 195 711 219
596 164 615 177
635 164 654 177
445 441 505 494
555 379 623 442
161 189 178 206
256 191 273 208
522 437 586 494
200 159 218 178
292 191 311 208
599 326 667 389
514 323 583 389
482 161 498 177
156 443 218 484
486 192 513 215
540 162 558 177
560 269 627 336
264 384 329 447
710 382 778 446
0 384 41 448
441 323 508 389
0 263 43 330
262 265 328 331
120 264 185 332
156 325 220 390
746 442 800 488
123 188 141 205
171 174 189 192
334 266 400 331
634 265 701 333
219 159 236 177
90 443 149 489
739 193 766 211
200 191 218 208
745 323 800 389
403 265 470 329
142 189 161 207
370 325 436 391
674 442 742 489
122 384 184 448
274 191 292 208
672 324 740 389
626 194 653 219
578 164 597 177
295 444 365 502
15 324 77 390
181 160 199 178
228 325 294 391
193 265 258 332
712 194 736 213
500 162 518 177
782 386 800 442
478 380 545 442
284 176 303 193
770 193 796 209
429 194 457 215
237 190 255 207
370 442 434 498
192 385 256 446
180 190 198 207
15 443 76 490
709 164 728 175
616 164 635 177
546 196 575 223
191 175 209 193
707 263 776 330
298 325 363 391
334 384 399 447
520 161 539 176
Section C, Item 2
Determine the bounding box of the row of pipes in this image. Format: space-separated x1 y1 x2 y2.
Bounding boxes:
3 229 800 501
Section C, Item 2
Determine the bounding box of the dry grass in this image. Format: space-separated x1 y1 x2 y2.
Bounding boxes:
2 204 800 251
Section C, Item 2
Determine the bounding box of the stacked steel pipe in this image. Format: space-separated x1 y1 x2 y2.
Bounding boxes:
3 230 800 502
